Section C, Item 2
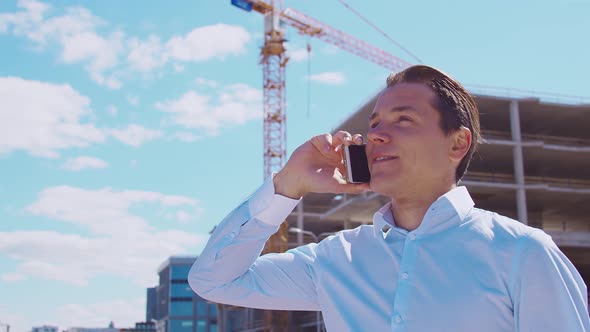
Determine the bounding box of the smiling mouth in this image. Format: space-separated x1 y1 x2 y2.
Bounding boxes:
373 156 398 163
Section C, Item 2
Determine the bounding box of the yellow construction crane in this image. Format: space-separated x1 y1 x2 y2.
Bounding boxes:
228 1 413 330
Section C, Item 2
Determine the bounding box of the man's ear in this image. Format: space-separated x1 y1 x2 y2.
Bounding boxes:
449 126 472 162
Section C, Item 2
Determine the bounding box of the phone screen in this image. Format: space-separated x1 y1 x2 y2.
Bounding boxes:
345 145 371 183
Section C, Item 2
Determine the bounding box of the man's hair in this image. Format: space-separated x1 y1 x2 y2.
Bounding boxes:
386 65 481 182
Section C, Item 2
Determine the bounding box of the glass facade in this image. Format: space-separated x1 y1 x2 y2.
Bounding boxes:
196 320 207 332
170 265 192 280
196 301 207 317
208 304 217 317
170 282 193 297
169 320 192 332
154 257 218 332
170 299 193 317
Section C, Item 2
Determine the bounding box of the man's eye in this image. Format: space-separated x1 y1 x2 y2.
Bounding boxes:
399 116 412 122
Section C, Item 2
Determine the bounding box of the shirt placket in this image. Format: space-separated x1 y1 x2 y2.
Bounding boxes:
390 231 419 331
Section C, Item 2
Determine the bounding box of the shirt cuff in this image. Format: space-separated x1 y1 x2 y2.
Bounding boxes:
248 173 301 226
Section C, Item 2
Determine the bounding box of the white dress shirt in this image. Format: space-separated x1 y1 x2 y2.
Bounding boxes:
189 177 590 331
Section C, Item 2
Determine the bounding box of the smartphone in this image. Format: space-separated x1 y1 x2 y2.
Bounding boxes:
342 144 371 183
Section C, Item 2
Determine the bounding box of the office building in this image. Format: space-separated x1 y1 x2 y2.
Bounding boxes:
31 326 58 332
152 256 218 332
146 287 157 322
121 322 156 332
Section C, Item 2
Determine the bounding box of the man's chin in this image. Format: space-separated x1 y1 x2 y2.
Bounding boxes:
369 175 401 196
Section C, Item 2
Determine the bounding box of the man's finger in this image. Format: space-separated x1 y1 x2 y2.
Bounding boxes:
332 131 352 149
351 134 364 145
310 133 333 153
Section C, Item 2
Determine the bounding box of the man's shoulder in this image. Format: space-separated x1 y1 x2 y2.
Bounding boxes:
316 225 374 246
328 224 374 238
466 208 550 245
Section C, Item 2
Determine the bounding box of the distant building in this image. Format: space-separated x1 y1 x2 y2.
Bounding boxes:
151 256 218 332
121 322 156 332
65 327 118 332
31 326 58 332
146 287 157 321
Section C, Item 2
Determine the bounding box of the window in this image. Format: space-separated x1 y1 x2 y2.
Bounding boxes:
196 300 207 316
169 320 192 332
171 265 192 280
208 303 217 316
196 320 207 332
171 282 193 297
170 300 193 316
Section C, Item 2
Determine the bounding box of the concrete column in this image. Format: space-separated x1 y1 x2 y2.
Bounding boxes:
510 100 528 225
343 219 351 230
297 201 304 246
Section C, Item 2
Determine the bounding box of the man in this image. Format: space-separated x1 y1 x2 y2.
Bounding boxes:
189 65 590 331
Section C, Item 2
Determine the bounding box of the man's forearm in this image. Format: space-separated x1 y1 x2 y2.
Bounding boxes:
188 177 301 303
188 201 281 298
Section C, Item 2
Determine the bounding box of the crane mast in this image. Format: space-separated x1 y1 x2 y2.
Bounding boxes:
261 8 288 179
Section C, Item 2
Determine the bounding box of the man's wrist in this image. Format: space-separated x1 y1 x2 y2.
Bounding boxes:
273 170 305 199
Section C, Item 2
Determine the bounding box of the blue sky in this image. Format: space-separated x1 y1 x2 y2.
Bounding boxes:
0 0 588 330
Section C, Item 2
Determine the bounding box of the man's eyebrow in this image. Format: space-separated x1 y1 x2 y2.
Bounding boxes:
368 106 417 121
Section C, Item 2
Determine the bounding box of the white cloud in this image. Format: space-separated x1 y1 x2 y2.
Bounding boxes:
0 77 105 158
26 186 198 235
0 305 26 332
89 71 122 89
1 3 252 86
322 44 340 55
62 156 108 171
288 47 311 62
55 298 144 329
0 2 124 89
155 83 262 135
195 77 218 87
127 95 139 106
175 211 193 224
307 71 346 85
107 105 118 116
165 24 251 62
173 63 185 72
0 186 205 286
109 124 162 147
127 35 166 72
0 0 49 35
173 132 201 142
0 77 163 157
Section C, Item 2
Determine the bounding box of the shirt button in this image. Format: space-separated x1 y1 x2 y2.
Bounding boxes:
402 272 409 280
394 315 402 324
409 233 417 240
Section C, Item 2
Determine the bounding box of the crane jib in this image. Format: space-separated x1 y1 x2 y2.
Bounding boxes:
231 0 252 12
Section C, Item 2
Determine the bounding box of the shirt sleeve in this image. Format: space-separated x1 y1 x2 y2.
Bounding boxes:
512 229 590 332
188 176 321 311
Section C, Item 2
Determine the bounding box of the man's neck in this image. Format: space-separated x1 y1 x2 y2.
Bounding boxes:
390 183 457 232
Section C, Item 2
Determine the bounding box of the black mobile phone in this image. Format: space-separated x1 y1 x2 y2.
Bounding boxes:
342 144 371 183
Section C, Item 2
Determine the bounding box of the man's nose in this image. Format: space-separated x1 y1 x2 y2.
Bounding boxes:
367 127 390 144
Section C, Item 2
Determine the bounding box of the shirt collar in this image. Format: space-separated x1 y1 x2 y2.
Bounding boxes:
372 186 475 237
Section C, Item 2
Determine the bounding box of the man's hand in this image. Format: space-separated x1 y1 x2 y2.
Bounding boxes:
273 131 370 199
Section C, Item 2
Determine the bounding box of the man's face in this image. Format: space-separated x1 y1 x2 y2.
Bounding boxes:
366 82 457 197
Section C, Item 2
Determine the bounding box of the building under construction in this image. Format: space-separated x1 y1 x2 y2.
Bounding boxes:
215 90 590 331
